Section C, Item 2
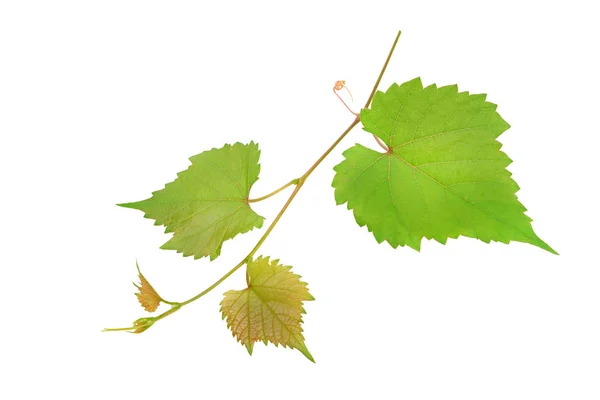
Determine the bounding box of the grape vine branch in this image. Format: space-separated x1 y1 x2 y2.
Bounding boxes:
105 31 401 336
106 29 555 361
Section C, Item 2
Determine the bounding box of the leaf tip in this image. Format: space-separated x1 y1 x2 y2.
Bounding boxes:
299 345 315 363
539 240 559 255
117 200 145 210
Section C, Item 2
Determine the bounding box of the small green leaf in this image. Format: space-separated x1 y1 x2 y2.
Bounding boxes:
333 78 555 254
221 256 315 362
119 142 265 260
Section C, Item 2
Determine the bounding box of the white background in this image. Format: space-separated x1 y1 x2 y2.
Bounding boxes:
1 1 598 399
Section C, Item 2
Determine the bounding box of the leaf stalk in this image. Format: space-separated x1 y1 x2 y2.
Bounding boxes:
248 179 298 203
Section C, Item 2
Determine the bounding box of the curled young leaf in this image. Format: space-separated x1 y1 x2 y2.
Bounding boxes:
103 317 156 334
134 261 161 312
131 317 156 334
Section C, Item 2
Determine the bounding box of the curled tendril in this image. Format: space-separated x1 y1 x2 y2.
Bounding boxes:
333 80 357 116
333 80 354 102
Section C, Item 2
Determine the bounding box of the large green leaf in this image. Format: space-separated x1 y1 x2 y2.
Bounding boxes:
119 142 264 260
333 78 555 253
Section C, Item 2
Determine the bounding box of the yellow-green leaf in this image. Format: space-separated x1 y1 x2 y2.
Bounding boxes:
220 256 315 362
119 142 265 260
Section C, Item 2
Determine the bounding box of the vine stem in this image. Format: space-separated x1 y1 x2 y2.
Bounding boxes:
365 30 401 109
364 31 401 153
105 30 402 333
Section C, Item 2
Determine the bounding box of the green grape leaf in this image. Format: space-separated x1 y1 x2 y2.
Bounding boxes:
119 142 265 260
333 78 556 254
220 256 315 362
